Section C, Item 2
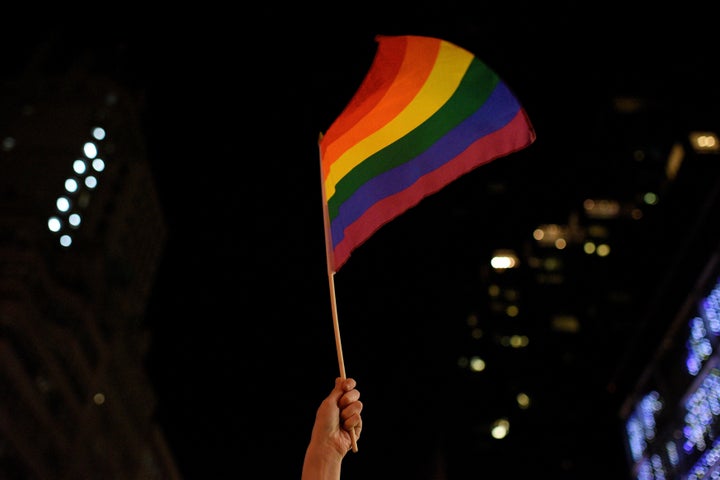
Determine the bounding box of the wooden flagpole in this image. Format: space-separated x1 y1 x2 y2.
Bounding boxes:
318 133 358 452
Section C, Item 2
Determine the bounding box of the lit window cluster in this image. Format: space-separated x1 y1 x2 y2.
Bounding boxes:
634 453 657 480
687 316 713 376
683 368 720 453
583 198 620 219
626 391 663 462
47 127 107 247
533 224 568 250
666 440 680 467
686 278 720 376
687 437 720 480
582 240 611 257
689 131 720 154
626 277 720 479
490 249 519 270
701 281 720 335
650 454 666 480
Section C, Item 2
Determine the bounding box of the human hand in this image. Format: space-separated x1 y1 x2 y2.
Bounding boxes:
311 377 363 456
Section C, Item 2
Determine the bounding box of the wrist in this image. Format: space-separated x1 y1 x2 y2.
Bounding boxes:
302 443 343 480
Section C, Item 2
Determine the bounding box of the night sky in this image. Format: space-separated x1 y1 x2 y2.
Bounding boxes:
141 6 716 479
6 4 719 478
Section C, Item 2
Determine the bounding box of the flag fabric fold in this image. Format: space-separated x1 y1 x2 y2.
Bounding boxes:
319 34 536 273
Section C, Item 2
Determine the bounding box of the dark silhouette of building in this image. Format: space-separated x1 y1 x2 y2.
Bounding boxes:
1 50 180 479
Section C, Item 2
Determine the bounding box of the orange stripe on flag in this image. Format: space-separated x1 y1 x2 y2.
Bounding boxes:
320 36 441 178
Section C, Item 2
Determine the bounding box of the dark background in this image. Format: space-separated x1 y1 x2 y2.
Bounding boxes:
142 5 718 479
6 3 719 478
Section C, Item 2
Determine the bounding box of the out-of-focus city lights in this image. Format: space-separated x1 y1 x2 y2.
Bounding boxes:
47 126 108 247
470 356 486 372
689 131 720 153
491 418 510 439
491 250 519 270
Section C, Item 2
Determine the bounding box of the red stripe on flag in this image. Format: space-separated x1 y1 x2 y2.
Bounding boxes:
330 109 534 271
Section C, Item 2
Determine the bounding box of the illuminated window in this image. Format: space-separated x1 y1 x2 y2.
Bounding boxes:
47 126 108 247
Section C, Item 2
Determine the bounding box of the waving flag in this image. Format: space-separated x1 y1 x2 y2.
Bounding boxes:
319 34 536 273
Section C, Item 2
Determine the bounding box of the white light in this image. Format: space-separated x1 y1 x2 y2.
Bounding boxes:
68 213 81 227
491 418 510 439
689 131 720 153
92 158 105 172
56 197 70 212
65 178 78 193
83 142 97 159
92 127 106 140
491 255 516 269
698 135 716 148
490 249 519 270
469 356 486 372
73 159 87 174
48 217 61 232
85 176 97 188
60 234 72 247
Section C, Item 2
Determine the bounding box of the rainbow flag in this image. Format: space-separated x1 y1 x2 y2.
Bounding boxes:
319 34 536 273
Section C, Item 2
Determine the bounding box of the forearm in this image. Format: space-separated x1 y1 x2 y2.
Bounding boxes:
301 444 343 480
